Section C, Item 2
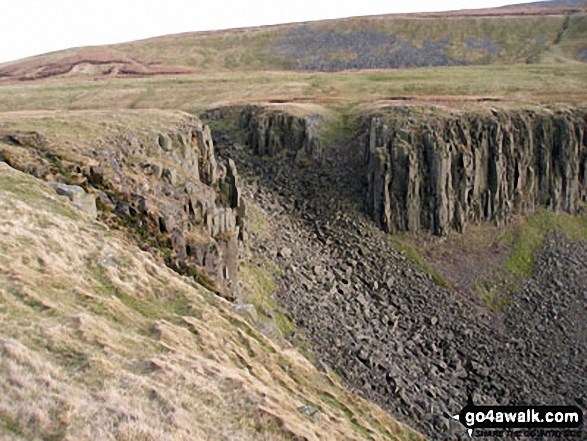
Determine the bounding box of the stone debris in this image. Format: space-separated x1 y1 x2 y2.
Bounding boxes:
297 405 321 420
278 247 293 259
270 26 466 70
97 252 118 269
233 304 258 324
257 321 286 347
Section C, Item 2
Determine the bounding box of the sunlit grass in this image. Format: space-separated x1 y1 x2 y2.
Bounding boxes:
0 64 585 116
502 209 587 279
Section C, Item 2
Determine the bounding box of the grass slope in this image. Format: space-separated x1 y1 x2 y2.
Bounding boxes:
1 5 586 80
0 161 422 440
0 64 585 117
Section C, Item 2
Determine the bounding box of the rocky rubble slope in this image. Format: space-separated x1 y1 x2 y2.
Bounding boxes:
270 27 465 71
0 110 244 300
363 106 587 236
206 104 587 439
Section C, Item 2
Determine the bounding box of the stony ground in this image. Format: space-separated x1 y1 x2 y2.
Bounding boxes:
212 130 587 439
270 27 465 71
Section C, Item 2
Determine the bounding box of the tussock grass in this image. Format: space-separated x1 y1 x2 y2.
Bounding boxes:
239 260 311 356
245 203 273 243
388 236 450 288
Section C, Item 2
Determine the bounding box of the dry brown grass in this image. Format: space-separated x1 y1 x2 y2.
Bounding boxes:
0 64 585 118
0 161 422 440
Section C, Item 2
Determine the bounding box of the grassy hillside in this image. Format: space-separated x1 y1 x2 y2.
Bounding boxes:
0 64 585 117
0 3 585 119
0 5 586 81
113 14 572 70
0 161 422 440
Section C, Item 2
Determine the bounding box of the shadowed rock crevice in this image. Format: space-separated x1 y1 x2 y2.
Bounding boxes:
205 105 326 164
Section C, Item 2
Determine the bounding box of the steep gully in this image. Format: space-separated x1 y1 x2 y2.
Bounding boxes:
203 105 587 438
1 105 585 438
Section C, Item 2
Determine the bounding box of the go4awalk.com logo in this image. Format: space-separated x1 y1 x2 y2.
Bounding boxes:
451 397 584 438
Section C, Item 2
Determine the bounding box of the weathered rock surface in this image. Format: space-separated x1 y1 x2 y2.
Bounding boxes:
270 27 467 71
0 112 244 300
52 183 98 219
204 105 325 164
206 105 587 439
363 106 587 235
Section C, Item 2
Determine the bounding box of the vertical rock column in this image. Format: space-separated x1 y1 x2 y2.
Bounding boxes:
364 107 587 236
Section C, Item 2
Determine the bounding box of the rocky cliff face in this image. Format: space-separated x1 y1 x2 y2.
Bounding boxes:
207 104 587 237
363 106 587 235
0 111 244 300
205 105 325 164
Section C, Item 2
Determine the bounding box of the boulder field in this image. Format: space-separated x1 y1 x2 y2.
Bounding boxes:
203 103 586 438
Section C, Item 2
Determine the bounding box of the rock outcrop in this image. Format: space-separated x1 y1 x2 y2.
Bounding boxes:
363 106 587 235
204 105 325 164
0 112 244 300
52 183 98 219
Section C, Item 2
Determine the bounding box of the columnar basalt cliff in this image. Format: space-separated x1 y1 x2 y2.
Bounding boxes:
0 112 244 300
204 105 326 164
363 106 587 235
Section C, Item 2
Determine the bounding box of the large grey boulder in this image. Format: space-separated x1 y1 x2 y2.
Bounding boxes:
233 304 258 324
53 184 97 219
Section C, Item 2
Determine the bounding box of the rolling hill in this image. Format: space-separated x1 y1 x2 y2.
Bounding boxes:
0 0 586 82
